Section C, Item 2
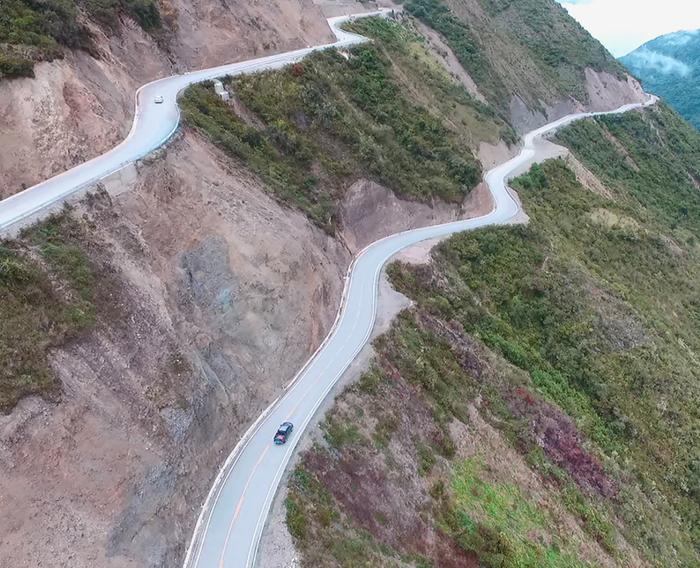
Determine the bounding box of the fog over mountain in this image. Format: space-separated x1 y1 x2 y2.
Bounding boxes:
621 30 700 128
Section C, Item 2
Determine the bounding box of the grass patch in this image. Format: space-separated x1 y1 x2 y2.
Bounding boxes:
374 311 479 425
417 442 436 475
450 458 589 568
560 484 617 554
0 0 161 79
322 416 364 450
554 103 700 236
285 495 308 541
0 212 107 412
402 0 508 108
181 17 508 231
372 411 398 449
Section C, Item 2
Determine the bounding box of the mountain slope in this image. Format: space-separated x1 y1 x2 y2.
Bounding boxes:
0 0 335 198
284 103 700 568
0 2 672 567
180 16 507 233
178 7 645 235
0 0 647 200
403 0 643 130
621 30 700 129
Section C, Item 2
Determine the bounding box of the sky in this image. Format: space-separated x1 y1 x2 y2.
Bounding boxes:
557 0 700 57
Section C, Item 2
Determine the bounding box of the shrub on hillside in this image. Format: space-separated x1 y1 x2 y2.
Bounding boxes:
0 0 161 79
0 52 35 78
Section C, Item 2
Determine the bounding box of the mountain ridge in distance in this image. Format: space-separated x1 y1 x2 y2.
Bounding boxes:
621 29 700 128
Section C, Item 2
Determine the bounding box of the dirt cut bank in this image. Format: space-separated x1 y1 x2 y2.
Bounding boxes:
0 114 490 565
0 3 655 566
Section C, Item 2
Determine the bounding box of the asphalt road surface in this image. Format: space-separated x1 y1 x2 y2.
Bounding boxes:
0 7 653 566
185 95 656 568
0 11 390 232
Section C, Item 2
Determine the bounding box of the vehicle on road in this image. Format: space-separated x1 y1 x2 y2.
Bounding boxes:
274 422 294 445
154 95 164 104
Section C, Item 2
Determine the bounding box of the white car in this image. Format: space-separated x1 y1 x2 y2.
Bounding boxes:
154 96 164 104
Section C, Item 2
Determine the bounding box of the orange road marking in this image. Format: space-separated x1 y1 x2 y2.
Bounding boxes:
218 444 271 568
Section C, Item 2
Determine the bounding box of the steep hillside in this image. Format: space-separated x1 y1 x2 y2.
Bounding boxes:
402 0 644 130
179 9 647 235
0 131 354 567
0 2 669 567
181 17 510 233
283 104 700 567
0 0 336 197
621 30 700 129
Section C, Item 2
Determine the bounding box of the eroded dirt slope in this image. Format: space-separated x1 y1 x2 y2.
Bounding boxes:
0 0 339 198
0 114 493 565
0 130 341 566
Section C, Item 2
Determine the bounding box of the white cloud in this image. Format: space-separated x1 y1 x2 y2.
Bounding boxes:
558 0 700 56
625 49 691 76
660 30 699 47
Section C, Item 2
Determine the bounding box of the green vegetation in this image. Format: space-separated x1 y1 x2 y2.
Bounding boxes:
288 105 700 567
345 17 517 145
402 0 507 107
373 311 479 428
285 494 308 541
0 0 161 79
26 215 97 308
322 416 365 450
92 0 161 31
0 52 36 78
0 212 109 412
182 17 511 231
554 103 700 234
387 106 700 563
621 31 700 129
286 467 336 544
450 458 588 568
0 244 65 410
391 223 630 454
560 483 616 554
402 0 625 110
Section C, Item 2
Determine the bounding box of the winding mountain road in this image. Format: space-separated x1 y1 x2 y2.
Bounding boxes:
183 84 655 568
0 8 654 568
0 11 390 232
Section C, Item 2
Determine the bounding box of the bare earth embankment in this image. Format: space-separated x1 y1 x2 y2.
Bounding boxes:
0 2 655 566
